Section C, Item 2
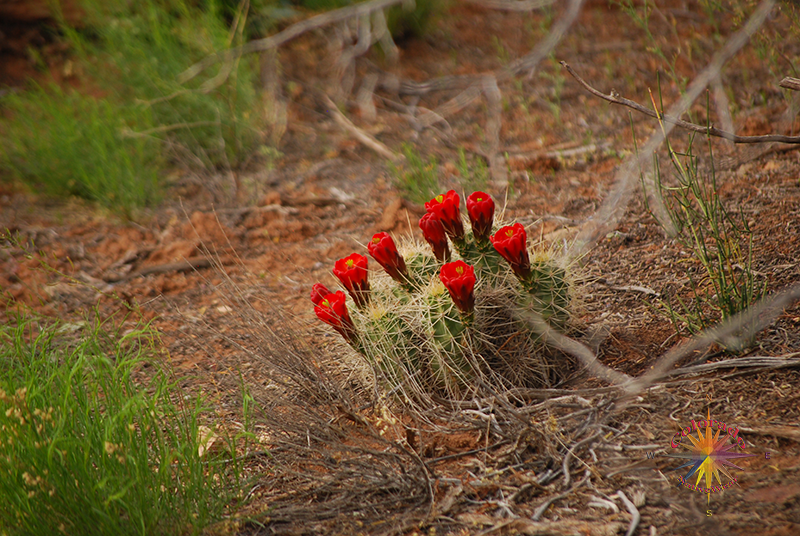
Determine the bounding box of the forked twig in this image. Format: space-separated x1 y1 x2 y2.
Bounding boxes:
562 62 800 144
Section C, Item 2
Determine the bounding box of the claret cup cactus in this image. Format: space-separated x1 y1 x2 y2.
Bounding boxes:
313 190 573 400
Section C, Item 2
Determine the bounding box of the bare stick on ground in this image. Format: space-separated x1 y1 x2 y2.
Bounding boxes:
323 94 400 161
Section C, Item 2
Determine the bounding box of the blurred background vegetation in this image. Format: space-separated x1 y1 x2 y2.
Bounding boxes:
0 0 445 216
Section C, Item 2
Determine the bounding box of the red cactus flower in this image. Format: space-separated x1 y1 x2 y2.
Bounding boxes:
419 213 451 262
310 283 331 305
439 260 476 314
314 291 356 342
333 253 370 307
490 223 531 279
425 190 465 241
466 191 495 242
367 232 408 283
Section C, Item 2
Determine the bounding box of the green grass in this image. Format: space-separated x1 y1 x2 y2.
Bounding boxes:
71 0 262 169
0 0 264 214
388 144 441 204
1 85 162 216
0 311 248 535
638 96 767 343
455 147 489 194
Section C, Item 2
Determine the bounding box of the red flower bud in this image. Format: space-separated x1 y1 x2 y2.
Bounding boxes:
466 191 495 242
490 223 531 279
310 283 331 305
439 260 476 314
425 190 465 241
367 232 408 283
419 212 451 262
333 253 370 307
314 291 357 342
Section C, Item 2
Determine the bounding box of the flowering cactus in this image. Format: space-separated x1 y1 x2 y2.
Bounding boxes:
466 191 494 243
425 190 465 241
314 291 356 343
310 283 331 305
440 261 476 315
491 223 531 280
311 190 573 399
333 253 370 308
368 232 409 284
419 213 450 262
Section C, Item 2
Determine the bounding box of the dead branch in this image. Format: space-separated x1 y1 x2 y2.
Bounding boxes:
615 490 641 536
106 256 213 282
465 0 557 10
663 353 800 380
482 75 507 185
780 77 800 91
624 281 800 397
388 0 583 122
518 309 633 387
323 94 400 161
562 61 800 144
177 0 408 85
568 0 777 260
739 425 800 444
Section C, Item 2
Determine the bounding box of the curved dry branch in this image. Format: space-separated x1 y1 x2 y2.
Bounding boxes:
568 0 777 260
623 282 800 397
562 62 800 145
465 0 558 11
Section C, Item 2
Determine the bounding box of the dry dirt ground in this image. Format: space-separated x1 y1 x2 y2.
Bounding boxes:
2 2 800 535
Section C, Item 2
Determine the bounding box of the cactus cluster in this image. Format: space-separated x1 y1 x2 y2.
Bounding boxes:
312 190 573 400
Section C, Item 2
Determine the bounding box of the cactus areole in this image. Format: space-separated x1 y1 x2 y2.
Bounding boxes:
333 253 370 307
368 232 408 283
424 190 465 241
440 260 476 314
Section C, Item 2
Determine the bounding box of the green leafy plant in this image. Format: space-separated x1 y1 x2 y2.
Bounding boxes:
388 144 441 204
642 119 767 342
311 190 572 401
0 311 248 535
